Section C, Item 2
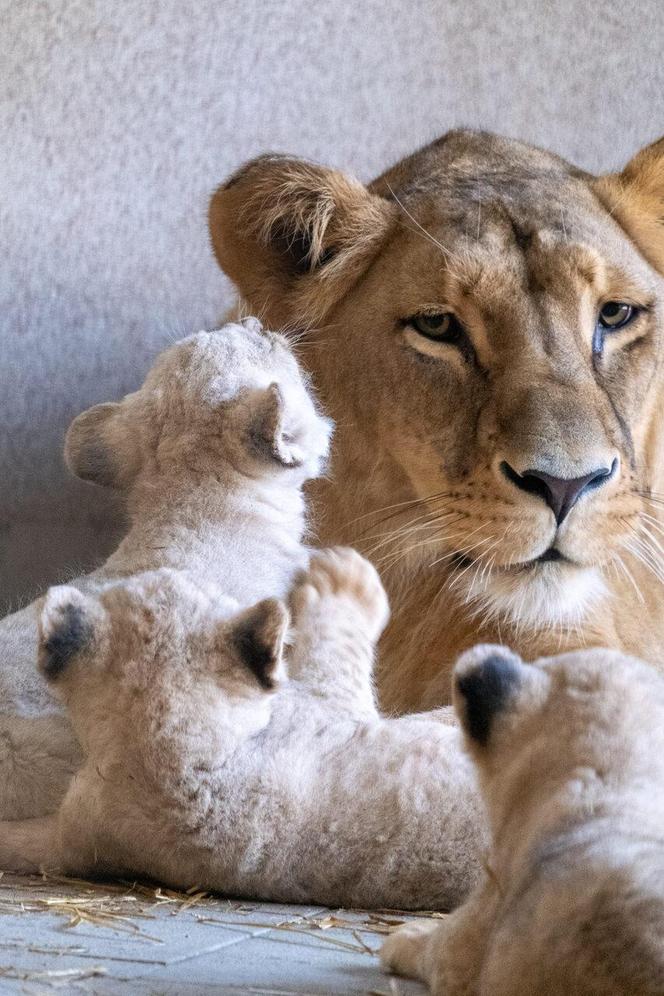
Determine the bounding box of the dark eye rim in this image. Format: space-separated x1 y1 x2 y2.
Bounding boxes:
597 301 641 331
593 301 649 355
405 312 465 342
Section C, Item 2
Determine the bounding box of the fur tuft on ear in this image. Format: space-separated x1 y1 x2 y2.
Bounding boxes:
453 645 522 746
65 401 139 489
593 136 664 275
209 154 396 326
38 586 101 680
231 598 289 690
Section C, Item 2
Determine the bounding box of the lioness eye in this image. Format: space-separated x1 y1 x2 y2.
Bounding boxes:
598 301 636 330
410 313 463 341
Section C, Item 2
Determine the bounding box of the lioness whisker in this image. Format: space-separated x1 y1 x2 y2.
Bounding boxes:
631 539 664 587
624 519 664 581
625 539 664 588
354 496 460 542
427 531 498 572
612 549 646 604
636 522 664 563
376 523 473 570
364 512 464 559
638 512 664 541
385 182 453 262
636 493 664 509
343 490 456 528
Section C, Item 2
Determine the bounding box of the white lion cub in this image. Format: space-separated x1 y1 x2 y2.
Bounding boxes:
0 318 331 819
0 550 484 910
382 644 664 995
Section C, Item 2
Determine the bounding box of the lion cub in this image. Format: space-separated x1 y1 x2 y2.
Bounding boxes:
0 550 484 910
0 318 332 820
382 644 664 995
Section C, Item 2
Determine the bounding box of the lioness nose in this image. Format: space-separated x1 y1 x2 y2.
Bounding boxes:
500 459 617 524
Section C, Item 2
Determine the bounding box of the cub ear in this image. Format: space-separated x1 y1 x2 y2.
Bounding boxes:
209 154 396 326
231 598 289 690
65 401 139 489
452 645 523 747
38 586 103 681
251 383 306 468
593 136 664 274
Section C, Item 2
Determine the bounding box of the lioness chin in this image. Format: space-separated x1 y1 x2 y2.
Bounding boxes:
210 130 664 713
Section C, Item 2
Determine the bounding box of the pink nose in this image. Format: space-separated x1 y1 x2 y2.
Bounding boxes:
500 459 617 524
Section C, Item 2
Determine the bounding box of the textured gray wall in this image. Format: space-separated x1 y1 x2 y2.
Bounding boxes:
2 0 663 606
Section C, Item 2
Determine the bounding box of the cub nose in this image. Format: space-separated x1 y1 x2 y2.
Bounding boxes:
500 459 618 524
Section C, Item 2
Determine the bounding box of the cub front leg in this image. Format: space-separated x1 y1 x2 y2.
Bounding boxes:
288 547 389 717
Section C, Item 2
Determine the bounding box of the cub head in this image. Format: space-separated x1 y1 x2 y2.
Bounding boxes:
38 569 289 749
64 318 333 493
453 643 664 837
210 132 664 632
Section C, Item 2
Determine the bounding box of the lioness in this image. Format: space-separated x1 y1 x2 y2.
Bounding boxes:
381 644 664 995
210 130 664 713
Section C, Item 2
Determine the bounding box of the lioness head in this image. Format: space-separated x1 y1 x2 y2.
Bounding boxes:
210 131 664 634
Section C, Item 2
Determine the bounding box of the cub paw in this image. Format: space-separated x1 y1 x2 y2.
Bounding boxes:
380 920 438 981
291 547 390 640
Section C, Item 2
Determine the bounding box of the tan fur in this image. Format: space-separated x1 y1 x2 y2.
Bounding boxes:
0 318 332 819
210 131 664 713
0 551 485 909
381 644 664 994
211 156 397 327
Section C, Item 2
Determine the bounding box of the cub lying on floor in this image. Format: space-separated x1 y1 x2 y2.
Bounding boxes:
382 644 664 994
0 318 331 819
0 550 484 909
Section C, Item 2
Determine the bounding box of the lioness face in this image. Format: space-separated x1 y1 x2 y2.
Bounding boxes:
210 131 664 633
327 144 663 627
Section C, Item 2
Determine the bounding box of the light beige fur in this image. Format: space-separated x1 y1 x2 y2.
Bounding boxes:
382 644 664 994
0 318 332 819
0 550 485 909
210 131 664 713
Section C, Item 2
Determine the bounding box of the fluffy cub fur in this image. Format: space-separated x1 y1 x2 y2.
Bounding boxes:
381 644 664 994
0 318 332 819
0 550 485 910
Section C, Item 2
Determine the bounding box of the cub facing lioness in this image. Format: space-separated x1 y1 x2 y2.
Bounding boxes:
210 131 664 713
381 644 664 995
0 319 333 820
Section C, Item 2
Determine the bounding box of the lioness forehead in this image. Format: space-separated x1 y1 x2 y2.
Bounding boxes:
370 130 658 354
373 129 587 209
373 129 644 267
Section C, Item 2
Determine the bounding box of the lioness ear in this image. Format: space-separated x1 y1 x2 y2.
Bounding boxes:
65 401 139 489
230 598 289 690
594 136 664 274
38 586 103 681
209 154 396 326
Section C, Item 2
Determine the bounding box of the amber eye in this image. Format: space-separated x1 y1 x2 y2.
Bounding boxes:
409 313 464 341
598 302 637 330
